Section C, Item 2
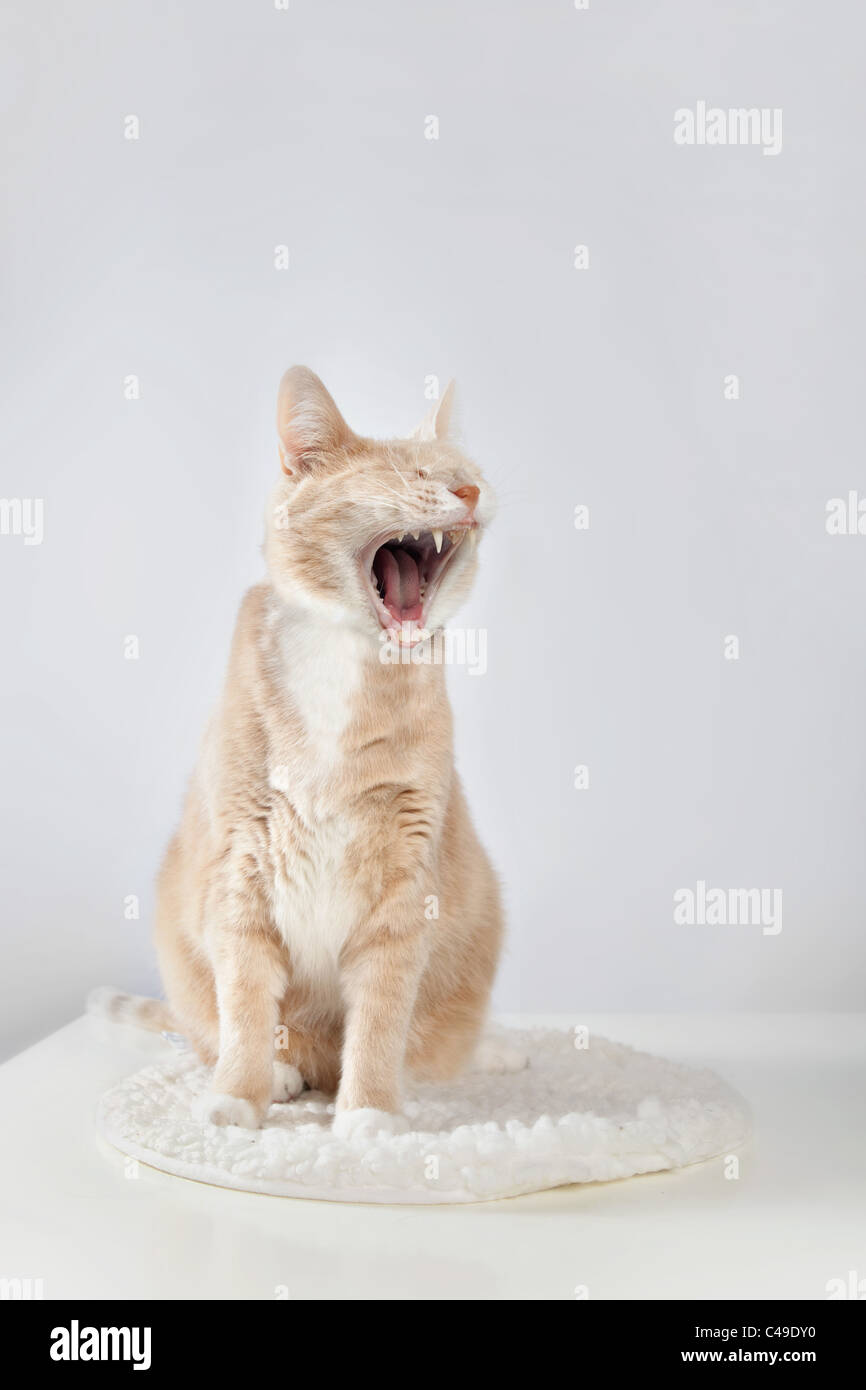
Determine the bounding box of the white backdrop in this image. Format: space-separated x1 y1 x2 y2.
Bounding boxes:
2 0 864 1058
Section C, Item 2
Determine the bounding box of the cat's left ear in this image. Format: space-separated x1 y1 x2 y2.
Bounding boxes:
409 380 456 442
277 366 356 476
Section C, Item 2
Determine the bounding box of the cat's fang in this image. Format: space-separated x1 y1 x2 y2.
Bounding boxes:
432 529 443 553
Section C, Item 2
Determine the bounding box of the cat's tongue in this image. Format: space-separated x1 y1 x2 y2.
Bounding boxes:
373 545 422 623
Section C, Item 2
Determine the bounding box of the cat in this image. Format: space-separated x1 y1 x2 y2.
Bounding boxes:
108 367 520 1137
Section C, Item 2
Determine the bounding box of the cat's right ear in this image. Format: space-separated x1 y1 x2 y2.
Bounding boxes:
276 367 356 476
409 380 457 443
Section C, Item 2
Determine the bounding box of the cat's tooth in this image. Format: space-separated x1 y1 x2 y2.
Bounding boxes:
448 529 462 545
467 528 478 549
432 529 443 553
411 530 420 540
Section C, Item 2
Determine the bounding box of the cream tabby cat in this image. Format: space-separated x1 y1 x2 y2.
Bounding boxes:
115 368 514 1137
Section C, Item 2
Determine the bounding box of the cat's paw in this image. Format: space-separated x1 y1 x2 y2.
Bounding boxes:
272 1060 304 1102
472 1038 530 1074
332 1107 411 1140
192 1091 262 1129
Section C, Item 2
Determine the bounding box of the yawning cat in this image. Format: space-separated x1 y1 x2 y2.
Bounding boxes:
117 368 516 1136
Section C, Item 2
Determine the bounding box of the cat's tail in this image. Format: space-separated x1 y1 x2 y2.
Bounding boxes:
86 986 177 1034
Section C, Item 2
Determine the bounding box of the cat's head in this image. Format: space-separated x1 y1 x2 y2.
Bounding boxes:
264 367 493 646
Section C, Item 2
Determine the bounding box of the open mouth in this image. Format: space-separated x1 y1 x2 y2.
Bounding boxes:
361 525 476 639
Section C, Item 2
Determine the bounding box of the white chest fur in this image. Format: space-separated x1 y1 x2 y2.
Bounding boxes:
268 613 370 985
275 614 366 767
269 810 358 988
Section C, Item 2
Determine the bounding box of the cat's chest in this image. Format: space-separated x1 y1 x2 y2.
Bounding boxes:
275 614 366 768
265 621 371 979
262 614 432 979
267 796 359 985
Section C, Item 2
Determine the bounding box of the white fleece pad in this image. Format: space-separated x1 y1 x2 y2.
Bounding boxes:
95 1026 749 1204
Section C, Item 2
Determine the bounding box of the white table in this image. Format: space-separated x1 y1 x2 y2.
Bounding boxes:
1 1013 863 1300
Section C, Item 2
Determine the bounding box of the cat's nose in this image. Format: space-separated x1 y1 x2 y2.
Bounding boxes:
452 484 480 514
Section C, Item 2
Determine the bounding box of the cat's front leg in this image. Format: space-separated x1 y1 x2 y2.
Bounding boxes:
194 913 288 1130
333 927 428 1138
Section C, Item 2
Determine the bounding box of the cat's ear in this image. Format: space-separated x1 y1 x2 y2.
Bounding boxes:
409 380 456 442
276 367 356 475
